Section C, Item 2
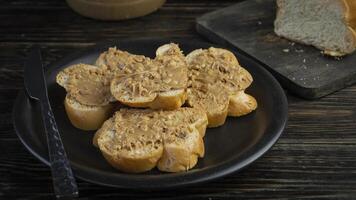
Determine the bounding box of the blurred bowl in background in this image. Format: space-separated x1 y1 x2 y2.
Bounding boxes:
66 0 166 20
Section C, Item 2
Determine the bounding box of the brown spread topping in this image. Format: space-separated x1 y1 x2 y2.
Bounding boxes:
111 43 188 100
187 48 252 113
95 47 150 74
58 64 113 106
100 108 204 156
58 44 188 106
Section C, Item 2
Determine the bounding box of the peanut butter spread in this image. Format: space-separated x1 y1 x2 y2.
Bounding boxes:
98 108 205 157
96 47 151 75
57 64 113 106
187 48 253 112
111 44 188 100
111 110 162 157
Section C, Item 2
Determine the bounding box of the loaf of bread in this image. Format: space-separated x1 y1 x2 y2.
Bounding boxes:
274 0 356 56
108 43 188 110
56 64 116 130
93 107 208 173
186 48 257 127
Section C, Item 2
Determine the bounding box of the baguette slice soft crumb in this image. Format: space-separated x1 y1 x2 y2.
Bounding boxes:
94 107 208 173
274 0 356 56
186 48 257 127
110 43 188 110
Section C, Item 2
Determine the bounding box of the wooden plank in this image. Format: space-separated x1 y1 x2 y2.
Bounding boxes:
196 0 356 99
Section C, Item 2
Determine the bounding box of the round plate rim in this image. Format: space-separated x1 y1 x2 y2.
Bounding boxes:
12 38 288 190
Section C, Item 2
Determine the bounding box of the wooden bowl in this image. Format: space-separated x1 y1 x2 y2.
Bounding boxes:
66 0 166 20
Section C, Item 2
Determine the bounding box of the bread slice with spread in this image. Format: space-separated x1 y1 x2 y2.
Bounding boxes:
186 48 257 127
56 64 116 130
100 44 188 110
94 107 208 173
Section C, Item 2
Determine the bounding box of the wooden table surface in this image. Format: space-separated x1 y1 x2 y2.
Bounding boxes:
1 0 356 199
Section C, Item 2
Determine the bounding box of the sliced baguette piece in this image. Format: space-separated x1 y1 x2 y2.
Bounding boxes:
157 125 204 172
95 110 164 173
186 48 257 127
94 107 208 173
65 94 115 130
110 43 188 110
274 0 356 56
56 63 114 106
159 107 207 172
56 64 117 130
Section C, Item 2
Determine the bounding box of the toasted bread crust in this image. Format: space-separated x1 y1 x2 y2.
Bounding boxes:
64 95 115 131
157 130 204 172
100 139 163 173
120 89 187 110
206 104 229 128
228 91 258 117
101 150 162 173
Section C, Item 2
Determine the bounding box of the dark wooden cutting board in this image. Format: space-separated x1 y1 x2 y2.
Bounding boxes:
196 0 356 99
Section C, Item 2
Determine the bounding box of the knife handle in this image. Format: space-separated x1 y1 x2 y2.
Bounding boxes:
40 99 78 199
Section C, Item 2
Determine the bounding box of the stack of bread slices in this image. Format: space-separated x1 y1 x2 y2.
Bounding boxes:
56 43 257 173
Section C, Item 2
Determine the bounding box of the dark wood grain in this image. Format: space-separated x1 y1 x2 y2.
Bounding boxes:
1 0 356 199
197 0 356 99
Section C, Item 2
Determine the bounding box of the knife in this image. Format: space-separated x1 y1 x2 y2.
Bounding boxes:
24 47 78 199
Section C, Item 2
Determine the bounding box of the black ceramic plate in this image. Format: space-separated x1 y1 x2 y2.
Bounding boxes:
13 38 287 190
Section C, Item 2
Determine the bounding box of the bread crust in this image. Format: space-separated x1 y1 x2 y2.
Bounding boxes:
228 91 258 117
206 103 229 128
64 95 115 131
101 146 163 173
66 0 166 21
157 135 204 172
112 88 187 110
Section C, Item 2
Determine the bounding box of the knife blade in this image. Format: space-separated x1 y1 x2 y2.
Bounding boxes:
24 47 78 199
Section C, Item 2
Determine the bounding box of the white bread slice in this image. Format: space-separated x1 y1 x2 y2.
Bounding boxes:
186 48 257 127
274 0 356 56
64 94 115 130
56 64 117 130
110 43 188 110
94 107 208 173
